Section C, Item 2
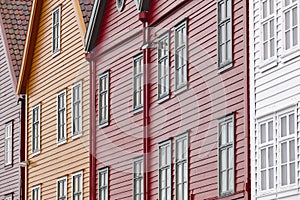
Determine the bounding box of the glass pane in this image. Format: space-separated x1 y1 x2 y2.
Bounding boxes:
221 171 227 192
268 146 274 167
263 23 268 41
228 169 234 191
261 170 266 190
228 122 234 143
281 142 288 163
290 162 296 184
281 164 288 186
289 114 295 135
268 121 273 141
263 1 267 18
221 124 227 145
261 149 266 169
286 31 291 49
229 147 234 168
269 168 274 189
221 149 227 170
261 124 266 144
270 0 274 14
281 116 287 137
293 27 298 46
292 7 298 26
289 140 295 161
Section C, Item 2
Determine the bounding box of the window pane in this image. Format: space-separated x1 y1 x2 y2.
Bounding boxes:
281 116 287 137
269 168 274 189
263 1 267 18
268 121 273 141
221 171 227 192
261 170 266 190
268 146 274 167
261 124 266 144
261 149 266 169
281 164 288 186
289 114 295 135
290 162 296 184
289 140 295 161
221 124 227 145
281 142 288 163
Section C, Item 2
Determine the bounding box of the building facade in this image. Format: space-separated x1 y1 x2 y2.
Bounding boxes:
86 0 250 199
0 1 32 199
16 0 93 199
250 0 300 199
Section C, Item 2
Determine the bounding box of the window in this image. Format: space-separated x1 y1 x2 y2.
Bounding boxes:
5 122 13 165
57 177 67 200
133 157 143 200
261 0 276 60
158 140 171 200
99 72 109 127
175 132 189 200
133 54 143 111
57 90 66 144
283 0 299 51
5 194 12 200
52 6 61 55
218 114 235 197
72 81 82 137
258 119 275 191
98 167 109 200
32 104 40 155
72 172 83 200
157 32 170 101
32 185 41 200
218 0 233 69
174 20 188 91
116 0 125 12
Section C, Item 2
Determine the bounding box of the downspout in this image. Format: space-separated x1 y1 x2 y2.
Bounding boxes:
86 52 96 200
19 95 26 200
139 12 150 200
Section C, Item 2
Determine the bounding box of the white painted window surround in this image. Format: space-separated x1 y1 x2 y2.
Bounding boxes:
57 176 67 200
52 6 61 56
158 140 171 200
72 171 83 200
133 157 143 200
133 54 143 112
32 104 40 155
98 71 109 127
72 81 82 137
32 185 41 200
98 167 109 200
5 122 13 165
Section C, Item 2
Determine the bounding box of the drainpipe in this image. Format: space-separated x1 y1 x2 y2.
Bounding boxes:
86 52 96 200
19 95 26 200
139 11 150 200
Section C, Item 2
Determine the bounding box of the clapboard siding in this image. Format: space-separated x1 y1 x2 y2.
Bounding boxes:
0 22 21 199
26 0 90 199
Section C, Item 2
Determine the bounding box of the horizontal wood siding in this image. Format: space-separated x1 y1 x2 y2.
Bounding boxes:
0 22 21 199
26 0 90 199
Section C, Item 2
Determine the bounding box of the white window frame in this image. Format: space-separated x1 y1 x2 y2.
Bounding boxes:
217 0 233 71
72 171 83 200
57 176 67 200
133 156 143 200
72 81 82 138
98 71 110 127
174 19 188 93
174 132 189 200
98 167 109 200
157 31 170 102
158 139 172 200
218 114 235 197
52 6 61 56
133 53 143 112
32 185 41 200
57 90 67 145
282 0 299 53
32 104 40 156
5 194 12 200
5 121 13 165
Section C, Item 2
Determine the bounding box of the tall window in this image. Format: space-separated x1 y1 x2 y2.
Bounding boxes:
218 114 235 197
32 185 41 200
174 20 188 91
5 122 13 165
72 81 82 137
99 72 109 127
52 6 61 55
5 194 12 200
32 104 40 154
218 0 233 69
133 54 143 111
279 112 296 186
72 172 83 200
158 140 171 200
133 157 143 200
258 120 275 191
283 0 298 51
57 177 67 200
261 0 276 60
175 132 189 200
157 32 170 100
57 90 66 144
98 167 109 200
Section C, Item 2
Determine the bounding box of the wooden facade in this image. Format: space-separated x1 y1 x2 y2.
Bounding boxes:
16 0 93 199
86 0 250 200
0 1 31 199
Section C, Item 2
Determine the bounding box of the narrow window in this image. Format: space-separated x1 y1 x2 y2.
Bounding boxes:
32 185 41 200
72 172 83 200
57 90 66 144
5 194 12 200
157 32 170 100
158 140 171 200
279 112 296 186
72 82 82 137
57 177 67 200
174 20 188 91
175 132 189 200
32 104 40 155
133 54 143 111
261 0 276 60
99 72 109 127
133 157 143 200
218 0 233 69
258 120 275 191
5 122 13 165
283 0 298 50
52 6 61 55
218 114 235 197
98 167 109 200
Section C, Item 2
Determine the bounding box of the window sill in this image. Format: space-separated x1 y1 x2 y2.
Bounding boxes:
174 84 188 96
57 139 66 146
31 150 40 157
133 106 143 114
99 121 109 128
281 48 300 64
4 162 13 168
258 58 278 73
72 132 82 140
52 49 60 58
157 94 169 104
218 61 233 73
219 191 234 199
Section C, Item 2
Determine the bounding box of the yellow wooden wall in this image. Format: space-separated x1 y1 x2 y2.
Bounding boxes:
26 0 90 199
